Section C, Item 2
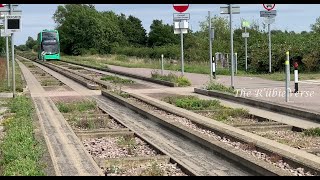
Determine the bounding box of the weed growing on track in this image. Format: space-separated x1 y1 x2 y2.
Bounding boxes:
205 81 236 94
151 70 191 87
0 96 45 176
163 95 250 122
57 100 97 113
303 128 320 137
141 162 164 176
101 75 134 84
117 135 137 155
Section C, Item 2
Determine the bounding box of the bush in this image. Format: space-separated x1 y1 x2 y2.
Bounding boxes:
205 81 236 94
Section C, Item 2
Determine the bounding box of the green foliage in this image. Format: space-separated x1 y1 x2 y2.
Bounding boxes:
205 81 236 94
163 95 221 110
48 5 320 73
151 70 191 87
0 96 45 176
303 128 320 137
57 100 97 113
147 20 179 47
163 95 250 122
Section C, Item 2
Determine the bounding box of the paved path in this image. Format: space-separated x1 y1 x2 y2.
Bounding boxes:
108 64 320 113
17 59 103 176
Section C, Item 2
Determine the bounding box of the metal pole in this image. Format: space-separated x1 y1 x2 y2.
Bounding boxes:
285 51 290 102
235 53 237 74
230 4 234 89
180 23 184 76
268 23 271 73
245 26 248 71
9 4 15 98
6 36 10 87
209 11 213 80
161 54 164 76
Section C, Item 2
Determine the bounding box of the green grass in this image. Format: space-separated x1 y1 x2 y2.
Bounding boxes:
57 100 97 113
163 95 221 110
163 95 250 122
0 96 45 176
100 75 134 84
303 128 320 137
205 81 236 94
151 70 191 87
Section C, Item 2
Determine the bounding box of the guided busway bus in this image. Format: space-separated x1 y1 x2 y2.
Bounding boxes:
37 29 60 60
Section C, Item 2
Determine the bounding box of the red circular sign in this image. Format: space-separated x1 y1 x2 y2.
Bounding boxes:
173 4 189 13
263 4 275 11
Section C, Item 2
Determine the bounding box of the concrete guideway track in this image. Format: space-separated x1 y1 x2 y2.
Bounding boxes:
18 57 256 176
17 59 104 176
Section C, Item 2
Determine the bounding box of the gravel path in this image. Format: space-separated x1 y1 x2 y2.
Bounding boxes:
83 136 158 159
127 97 316 176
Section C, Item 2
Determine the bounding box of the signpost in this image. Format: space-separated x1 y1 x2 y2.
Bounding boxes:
0 4 21 98
220 4 240 89
261 4 276 73
173 4 189 76
242 20 250 71
208 11 215 79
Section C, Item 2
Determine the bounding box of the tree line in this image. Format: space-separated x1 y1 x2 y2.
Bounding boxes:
16 4 320 73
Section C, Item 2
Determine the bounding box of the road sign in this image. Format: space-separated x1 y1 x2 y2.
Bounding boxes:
263 4 275 11
173 4 189 13
263 17 275 24
242 32 249 38
220 6 240 14
242 20 250 28
0 4 4 8
4 15 21 33
173 13 190 20
0 11 22 17
260 10 277 17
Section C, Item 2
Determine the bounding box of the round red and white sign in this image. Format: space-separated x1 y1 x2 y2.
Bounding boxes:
263 4 275 11
173 4 189 13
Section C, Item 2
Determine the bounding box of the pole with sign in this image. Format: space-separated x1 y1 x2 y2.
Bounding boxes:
208 11 215 79
4 4 21 98
261 4 276 73
220 4 240 89
242 20 250 71
173 4 189 76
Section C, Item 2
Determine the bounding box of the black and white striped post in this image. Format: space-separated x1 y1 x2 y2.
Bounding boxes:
294 61 299 93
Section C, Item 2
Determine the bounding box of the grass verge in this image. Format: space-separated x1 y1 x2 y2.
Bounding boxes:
0 96 45 176
0 59 24 93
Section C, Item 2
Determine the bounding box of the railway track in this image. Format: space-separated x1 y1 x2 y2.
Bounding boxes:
16 54 320 176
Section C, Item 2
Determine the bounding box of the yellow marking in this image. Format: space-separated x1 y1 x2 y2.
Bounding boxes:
286 51 289 55
285 61 289 65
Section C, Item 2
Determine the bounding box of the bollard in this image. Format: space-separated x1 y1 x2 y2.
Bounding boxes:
161 54 164 76
294 61 299 93
211 56 216 79
285 51 290 102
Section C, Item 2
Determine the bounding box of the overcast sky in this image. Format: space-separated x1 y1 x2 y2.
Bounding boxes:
12 4 320 45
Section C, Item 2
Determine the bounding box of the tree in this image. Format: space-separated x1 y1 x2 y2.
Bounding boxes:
147 20 179 47
311 17 320 33
25 36 37 50
53 4 125 55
